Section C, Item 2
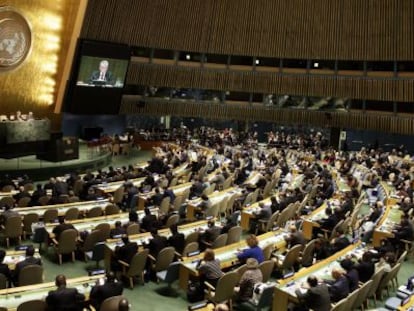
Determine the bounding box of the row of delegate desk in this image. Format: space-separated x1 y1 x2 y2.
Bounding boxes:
0 144 241 309
3 180 193 221
103 219 216 272
272 176 413 311
0 217 215 310
272 242 366 311
240 174 305 231
179 230 288 290
0 275 101 310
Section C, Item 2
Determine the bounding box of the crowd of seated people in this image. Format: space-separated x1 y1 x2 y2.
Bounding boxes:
0 127 413 310
0 111 35 122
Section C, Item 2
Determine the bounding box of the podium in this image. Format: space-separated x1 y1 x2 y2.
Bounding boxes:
36 136 79 162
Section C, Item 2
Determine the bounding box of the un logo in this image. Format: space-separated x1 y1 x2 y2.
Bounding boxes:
0 6 32 72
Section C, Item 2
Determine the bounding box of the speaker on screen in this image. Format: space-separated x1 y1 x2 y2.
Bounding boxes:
64 39 131 114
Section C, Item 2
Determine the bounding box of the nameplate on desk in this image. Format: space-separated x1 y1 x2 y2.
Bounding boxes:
283 271 295 279
15 244 33 251
187 251 200 257
188 301 208 310
88 269 105 276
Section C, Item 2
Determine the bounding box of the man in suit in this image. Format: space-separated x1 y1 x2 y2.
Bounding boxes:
317 207 338 232
168 223 185 254
113 236 138 270
46 274 85 311
110 221 126 238
295 275 331 311
325 268 350 303
141 208 158 232
13 246 42 285
145 228 168 258
148 187 163 207
52 217 76 240
330 228 350 253
250 202 272 233
163 186 176 203
54 177 69 196
391 217 414 253
88 60 115 85
12 185 31 202
354 251 375 283
340 259 359 292
200 220 222 250
285 225 306 248
89 271 124 310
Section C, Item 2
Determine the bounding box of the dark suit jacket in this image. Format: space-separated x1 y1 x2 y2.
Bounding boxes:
345 268 360 292
147 235 168 258
141 214 158 232
55 181 69 196
168 232 185 254
150 193 164 206
296 284 331 311
110 227 126 238
115 242 138 264
88 70 115 85
46 286 85 311
14 256 42 284
331 236 350 253
203 226 222 244
256 206 272 220
327 276 350 302
89 280 124 310
355 261 375 283
394 224 414 241
288 231 306 248
319 214 338 231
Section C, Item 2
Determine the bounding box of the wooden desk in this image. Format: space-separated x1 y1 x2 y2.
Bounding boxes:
44 209 159 238
0 275 102 310
301 198 342 240
137 182 192 210
95 177 145 193
186 187 242 220
179 230 287 290
11 199 109 217
240 197 272 231
372 205 403 247
273 243 364 311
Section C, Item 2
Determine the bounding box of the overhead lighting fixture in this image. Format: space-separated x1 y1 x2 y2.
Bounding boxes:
255 59 260 65
313 62 319 68
185 54 191 60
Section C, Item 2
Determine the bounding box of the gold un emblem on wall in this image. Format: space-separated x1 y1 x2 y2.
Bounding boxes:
0 6 32 72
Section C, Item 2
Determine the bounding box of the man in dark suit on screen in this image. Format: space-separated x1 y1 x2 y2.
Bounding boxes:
88 60 115 85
